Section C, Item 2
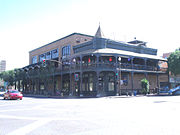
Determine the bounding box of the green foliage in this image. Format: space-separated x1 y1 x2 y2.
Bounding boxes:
176 48 180 51
141 78 149 95
168 49 180 76
0 70 15 86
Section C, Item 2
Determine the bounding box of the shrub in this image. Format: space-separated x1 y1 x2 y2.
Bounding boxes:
141 78 149 95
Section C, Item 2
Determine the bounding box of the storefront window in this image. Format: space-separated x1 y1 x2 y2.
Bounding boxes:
108 82 114 91
89 83 93 91
82 73 95 91
82 83 86 91
89 74 94 91
40 84 44 90
62 82 69 92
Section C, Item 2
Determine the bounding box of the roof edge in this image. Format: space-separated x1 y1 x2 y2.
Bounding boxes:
29 32 93 53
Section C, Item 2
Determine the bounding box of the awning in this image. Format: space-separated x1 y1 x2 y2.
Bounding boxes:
75 48 166 61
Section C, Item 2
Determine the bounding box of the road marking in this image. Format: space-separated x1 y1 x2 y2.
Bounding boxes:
0 114 40 120
0 104 45 112
6 119 51 135
0 114 96 121
0 104 11 107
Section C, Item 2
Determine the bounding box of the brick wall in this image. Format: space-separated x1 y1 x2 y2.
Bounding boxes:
29 33 93 64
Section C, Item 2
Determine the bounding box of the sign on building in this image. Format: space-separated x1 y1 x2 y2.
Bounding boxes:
74 74 79 81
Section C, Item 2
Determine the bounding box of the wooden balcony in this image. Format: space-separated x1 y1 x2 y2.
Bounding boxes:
59 62 166 73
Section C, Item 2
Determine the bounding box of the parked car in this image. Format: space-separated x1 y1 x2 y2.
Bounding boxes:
168 86 180 95
159 86 169 94
0 91 5 97
3 90 23 100
0 89 6 97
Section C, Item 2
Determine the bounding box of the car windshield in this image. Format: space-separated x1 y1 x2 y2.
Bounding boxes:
9 91 19 93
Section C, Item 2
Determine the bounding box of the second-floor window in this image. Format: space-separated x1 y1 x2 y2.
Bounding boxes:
46 51 51 60
32 56 37 64
62 45 71 57
38 48 59 62
39 54 45 62
52 49 59 59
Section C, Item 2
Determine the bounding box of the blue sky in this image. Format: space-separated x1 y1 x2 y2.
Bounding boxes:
0 0 180 70
0 0 72 30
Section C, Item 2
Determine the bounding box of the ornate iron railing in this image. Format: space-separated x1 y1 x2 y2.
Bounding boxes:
58 62 167 72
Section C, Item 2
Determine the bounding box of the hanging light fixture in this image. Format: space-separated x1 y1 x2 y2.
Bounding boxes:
109 57 112 62
88 57 91 63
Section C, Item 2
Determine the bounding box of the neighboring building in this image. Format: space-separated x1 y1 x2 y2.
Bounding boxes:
162 52 180 88
0 60 6 89
0 60 6 73
0 79 4 88
163 53 172 59
17 26 168 97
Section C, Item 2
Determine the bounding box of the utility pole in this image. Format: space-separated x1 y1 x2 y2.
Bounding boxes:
118 57 121 96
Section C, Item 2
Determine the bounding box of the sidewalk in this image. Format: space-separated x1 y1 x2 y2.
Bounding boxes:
106 94 146 98
24 93 150 99
23 94 71 99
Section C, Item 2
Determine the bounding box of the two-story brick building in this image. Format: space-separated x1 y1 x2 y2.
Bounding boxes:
17 26 168 97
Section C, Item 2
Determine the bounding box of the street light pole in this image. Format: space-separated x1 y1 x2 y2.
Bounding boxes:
72 58 76 96
118 57 121 96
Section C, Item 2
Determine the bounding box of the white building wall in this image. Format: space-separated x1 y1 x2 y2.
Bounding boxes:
0 60 6 73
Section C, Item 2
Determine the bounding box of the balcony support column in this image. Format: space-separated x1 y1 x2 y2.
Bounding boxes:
144 58 148 78
80 55 83 96
131 71 134 94
60 74 63 96
96 54 99 68
145 72 148 78
131 57 134 69
115 56 119 95
96 71 100 97
156 60 160 71
156 73 159 94
96 54 100 97
69 58 72 96
144 58 147 70
37 68 40 95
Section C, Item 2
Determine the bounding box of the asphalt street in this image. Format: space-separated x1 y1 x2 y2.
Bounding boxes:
0 95 180 135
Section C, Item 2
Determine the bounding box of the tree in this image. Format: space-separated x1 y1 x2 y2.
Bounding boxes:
176 48 180 51
141 78 149 95
14 69 26 90
168 49 180 76
0 70 15 87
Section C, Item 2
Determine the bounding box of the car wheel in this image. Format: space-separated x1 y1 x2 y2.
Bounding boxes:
3 97 6 100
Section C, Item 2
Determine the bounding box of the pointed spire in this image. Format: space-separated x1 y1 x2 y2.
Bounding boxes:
95 23 104 38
